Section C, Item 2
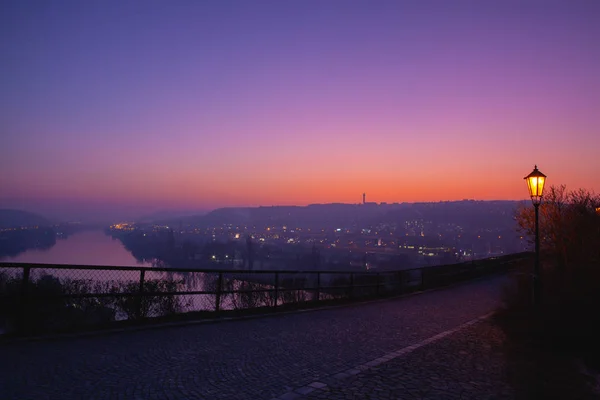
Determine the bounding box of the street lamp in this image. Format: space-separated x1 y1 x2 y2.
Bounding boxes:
524 165 547 307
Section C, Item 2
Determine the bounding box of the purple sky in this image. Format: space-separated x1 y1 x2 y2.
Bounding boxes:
1 1 599 222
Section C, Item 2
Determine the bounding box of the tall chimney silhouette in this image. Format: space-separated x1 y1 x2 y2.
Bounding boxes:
363 193 366 204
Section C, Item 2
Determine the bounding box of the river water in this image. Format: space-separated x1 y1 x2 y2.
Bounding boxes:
1 230 153 267
0 231 419 335
0 230 272 319
0 230 207 291
0 230 385 328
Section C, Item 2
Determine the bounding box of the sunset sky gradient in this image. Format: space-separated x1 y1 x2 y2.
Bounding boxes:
1 1 599 220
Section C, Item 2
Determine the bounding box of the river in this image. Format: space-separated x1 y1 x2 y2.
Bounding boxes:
0 230 221 330
0 230 257 320
1 230 153 267
0 230 366 325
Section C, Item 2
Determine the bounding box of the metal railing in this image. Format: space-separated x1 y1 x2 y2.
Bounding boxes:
0 252 531 336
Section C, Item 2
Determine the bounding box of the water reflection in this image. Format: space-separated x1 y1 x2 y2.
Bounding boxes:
1 231 416 324
2 230 154 267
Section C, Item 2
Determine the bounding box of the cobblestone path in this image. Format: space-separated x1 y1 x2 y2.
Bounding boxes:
306 320 513 400
1 276 509 400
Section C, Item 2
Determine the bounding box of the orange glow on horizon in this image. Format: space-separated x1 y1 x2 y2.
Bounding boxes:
5 170 599 210
3 153 599 210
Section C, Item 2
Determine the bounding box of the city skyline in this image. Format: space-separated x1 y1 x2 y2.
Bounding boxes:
2 1 599 220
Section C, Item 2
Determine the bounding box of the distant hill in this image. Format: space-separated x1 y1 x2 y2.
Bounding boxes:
172 200 525 230
0 209 52 228
137 209 207 224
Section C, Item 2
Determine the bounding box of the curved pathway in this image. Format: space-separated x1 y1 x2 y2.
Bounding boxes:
0 276 510 400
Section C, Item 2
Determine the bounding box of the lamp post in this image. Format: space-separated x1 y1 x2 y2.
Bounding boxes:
524 165 547 307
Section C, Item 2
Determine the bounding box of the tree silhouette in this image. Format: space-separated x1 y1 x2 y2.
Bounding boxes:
516 185 600 272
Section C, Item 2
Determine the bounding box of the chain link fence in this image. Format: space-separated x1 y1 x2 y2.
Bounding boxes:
0 252 531 336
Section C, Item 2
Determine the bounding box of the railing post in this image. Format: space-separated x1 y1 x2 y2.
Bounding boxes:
19 266 31 335
315 272 321 302
349 273 354 299
274 272 279 309
137 269 145 319
376 272 381 297
215 272 223 312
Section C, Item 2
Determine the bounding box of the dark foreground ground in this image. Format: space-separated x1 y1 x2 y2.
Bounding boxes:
3 275 593 400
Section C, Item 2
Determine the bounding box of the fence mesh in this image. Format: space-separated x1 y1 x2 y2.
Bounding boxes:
0 253 530 335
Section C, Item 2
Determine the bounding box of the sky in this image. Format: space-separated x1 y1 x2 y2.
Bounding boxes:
1 0 599 221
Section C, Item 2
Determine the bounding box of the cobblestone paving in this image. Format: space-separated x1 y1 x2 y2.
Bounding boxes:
305 319 514 400
1 276 508 400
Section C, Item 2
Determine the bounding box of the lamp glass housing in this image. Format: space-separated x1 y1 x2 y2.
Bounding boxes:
524 165 547 206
